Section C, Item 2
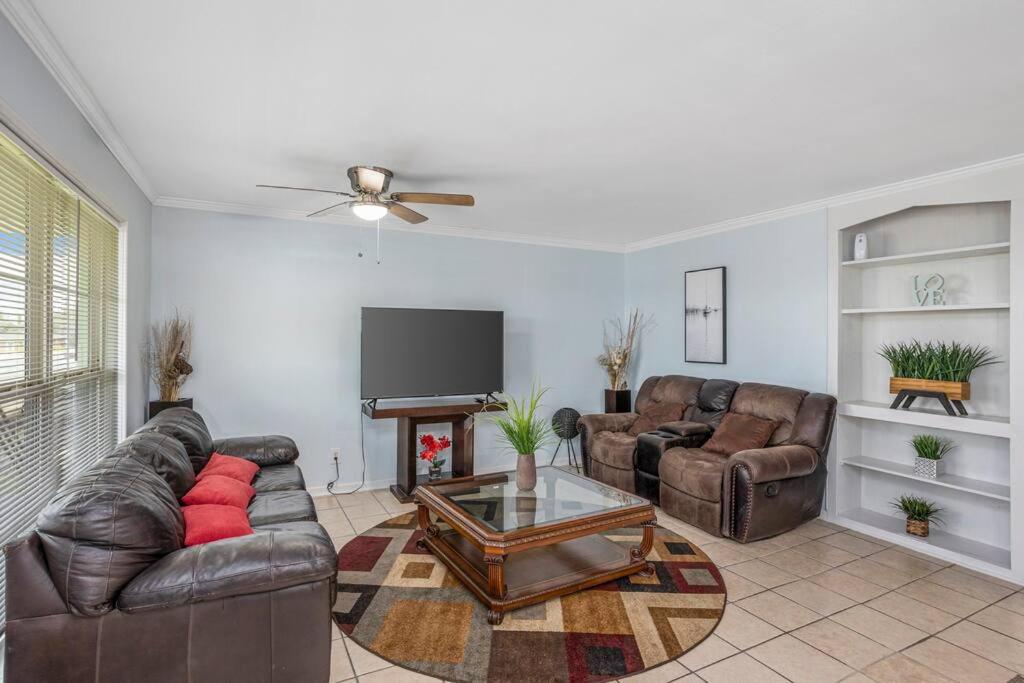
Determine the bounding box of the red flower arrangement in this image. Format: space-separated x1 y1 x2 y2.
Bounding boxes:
419 433 451 471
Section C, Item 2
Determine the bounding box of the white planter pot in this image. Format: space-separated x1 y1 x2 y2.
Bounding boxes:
914 457 944 479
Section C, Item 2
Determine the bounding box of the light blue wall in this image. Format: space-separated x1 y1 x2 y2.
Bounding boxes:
0 13 153 430
150 207 624 489
625 210 828 392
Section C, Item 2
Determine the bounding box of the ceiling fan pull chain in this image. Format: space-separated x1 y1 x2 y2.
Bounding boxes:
376 218 382 264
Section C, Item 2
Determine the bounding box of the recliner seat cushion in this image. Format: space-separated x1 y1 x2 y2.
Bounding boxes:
247 490 317 526
729 383 807 445
135 407 215 473
106 432 195 499
35 457 184 616
649 375 704 407
659 448 727 502
590 431 637 469
253 464 306 493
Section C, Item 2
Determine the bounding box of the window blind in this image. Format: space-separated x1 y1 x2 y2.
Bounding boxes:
0 131 120 624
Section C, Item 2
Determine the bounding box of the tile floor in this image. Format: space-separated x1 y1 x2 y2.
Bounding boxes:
318 484 1024 683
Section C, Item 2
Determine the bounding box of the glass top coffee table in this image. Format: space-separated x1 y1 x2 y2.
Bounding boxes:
413 466 656 624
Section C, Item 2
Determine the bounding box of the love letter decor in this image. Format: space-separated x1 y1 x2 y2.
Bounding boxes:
912 273 945 307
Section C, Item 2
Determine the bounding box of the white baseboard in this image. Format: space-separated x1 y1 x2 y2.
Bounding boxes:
305 455 577 498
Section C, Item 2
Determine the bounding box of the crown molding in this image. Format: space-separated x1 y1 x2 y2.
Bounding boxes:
152 196 626 253
623 152 1024 253
0 0 157 201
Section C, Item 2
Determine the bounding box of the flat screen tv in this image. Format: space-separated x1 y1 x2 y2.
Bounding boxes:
360 307 504 400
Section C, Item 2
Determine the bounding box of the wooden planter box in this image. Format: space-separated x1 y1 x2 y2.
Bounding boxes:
889 377 970 401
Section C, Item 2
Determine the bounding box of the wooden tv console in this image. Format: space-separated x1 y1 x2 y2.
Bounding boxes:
361 398 507 502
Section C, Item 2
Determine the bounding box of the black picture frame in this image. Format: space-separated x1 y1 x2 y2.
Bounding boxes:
684 266 727 364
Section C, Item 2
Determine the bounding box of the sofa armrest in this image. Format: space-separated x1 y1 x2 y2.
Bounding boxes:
577 412 638 435
727 444 818 484
212 435 299 467
117 527 335 613
656 421 712 438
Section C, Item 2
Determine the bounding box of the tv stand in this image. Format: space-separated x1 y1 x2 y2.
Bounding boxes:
362 398 507 502
474 392 501 404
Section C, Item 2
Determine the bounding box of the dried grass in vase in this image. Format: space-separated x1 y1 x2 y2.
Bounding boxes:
148 311 194 401
597 309 648 391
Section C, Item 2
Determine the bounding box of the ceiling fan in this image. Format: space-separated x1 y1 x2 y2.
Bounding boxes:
257 166 474 224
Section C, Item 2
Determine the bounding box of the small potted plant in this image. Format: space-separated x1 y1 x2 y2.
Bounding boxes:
891 494 944 538
878 340 998 411
146 311 194 419
597 309 647 413
488 383 554 491
910 434 955 479
419 434 451 481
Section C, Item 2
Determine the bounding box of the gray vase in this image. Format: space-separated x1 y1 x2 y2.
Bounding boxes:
914 457 944 479
516 453 537 491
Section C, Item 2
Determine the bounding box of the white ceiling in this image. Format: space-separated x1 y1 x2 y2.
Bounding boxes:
21 1 1024 247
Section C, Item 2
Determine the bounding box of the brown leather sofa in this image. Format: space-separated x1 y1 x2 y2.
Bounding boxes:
580 377 836 543
578 375 737 495
3 408 336 682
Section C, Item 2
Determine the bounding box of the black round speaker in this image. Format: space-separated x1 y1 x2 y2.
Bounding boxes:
552 407 581 440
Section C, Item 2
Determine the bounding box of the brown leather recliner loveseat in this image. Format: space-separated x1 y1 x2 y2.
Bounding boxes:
3 408 337 682
580 376 836 543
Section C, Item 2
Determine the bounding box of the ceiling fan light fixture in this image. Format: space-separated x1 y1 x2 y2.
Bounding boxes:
351 201 388 221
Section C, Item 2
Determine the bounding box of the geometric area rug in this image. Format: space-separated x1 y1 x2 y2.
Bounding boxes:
333 512 727 682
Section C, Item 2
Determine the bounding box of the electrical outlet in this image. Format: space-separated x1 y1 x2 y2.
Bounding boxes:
331 448 341 461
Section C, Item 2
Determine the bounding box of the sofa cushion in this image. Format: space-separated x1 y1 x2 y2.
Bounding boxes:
106 432 195 499
650 375 703 407
211 435 300 467
590 431 637 469
253 463 306 493
628 401 685 436
247 490 317 526
184 504 254 546
690 379 740 428
730 383 807 445
660 448 727 502
35 457 184 616
118 522 336 612
135 407 215 473
703 413 777 456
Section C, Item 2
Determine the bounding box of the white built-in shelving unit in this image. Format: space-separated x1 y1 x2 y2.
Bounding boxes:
826 170 1024 583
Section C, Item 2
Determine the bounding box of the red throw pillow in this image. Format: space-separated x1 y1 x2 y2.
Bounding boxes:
196 452 259 484
182 475 255 510
703 413 778 456
183 504 253 546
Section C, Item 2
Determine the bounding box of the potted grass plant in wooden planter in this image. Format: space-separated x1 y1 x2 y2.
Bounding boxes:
891 494 944 538
879 340 999 415
910 434 955 479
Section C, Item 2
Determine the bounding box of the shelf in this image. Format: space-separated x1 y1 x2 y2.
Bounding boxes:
842 241 1010 268
834 507 1010 570
842 455 1010 501
841 303 1010 315
838 401 1010 438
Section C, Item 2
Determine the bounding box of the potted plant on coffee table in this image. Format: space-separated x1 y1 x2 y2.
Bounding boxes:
489 383 554 491
891 494 944 538
878 340 998 415
910 434 955 480
147 311 194 419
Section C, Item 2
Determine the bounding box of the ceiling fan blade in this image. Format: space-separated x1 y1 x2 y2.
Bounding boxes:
387 202 428 224
257 184 355 197
389 192 475 207
307 200 353 218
